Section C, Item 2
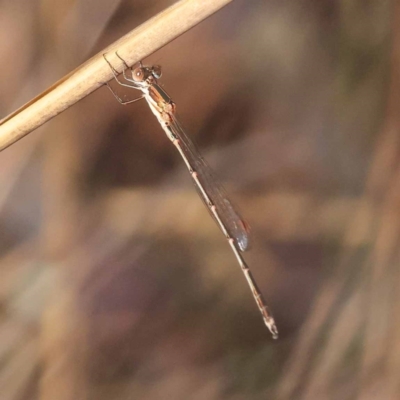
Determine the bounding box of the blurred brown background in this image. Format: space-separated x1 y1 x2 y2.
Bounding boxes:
0 0 397 399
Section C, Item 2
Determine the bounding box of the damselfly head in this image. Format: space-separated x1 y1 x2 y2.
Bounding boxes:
131 65 162 83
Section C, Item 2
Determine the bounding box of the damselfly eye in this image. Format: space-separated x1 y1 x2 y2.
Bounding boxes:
152 65 162 79
132 67 145 82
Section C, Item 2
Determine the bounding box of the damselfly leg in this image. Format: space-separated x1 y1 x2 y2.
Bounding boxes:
103 53 144 104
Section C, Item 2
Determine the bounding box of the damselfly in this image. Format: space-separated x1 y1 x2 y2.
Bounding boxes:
104 53 278 339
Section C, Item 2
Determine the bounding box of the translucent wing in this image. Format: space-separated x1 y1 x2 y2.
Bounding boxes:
168 114 250 252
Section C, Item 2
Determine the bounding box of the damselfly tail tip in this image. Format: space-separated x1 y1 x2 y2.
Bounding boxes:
264 317 279 340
